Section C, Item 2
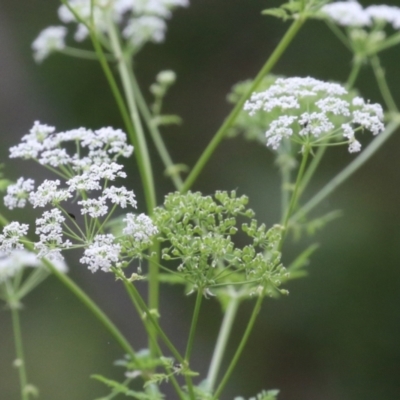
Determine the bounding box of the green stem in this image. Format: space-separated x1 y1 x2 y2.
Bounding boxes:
206 295 240 392
373 31 400 54
370 55 399 114
130 71 184 190
11 306 29 400
105 15 156 212
212 295 264 400
0 215 138 363
122 281 186 400
298 146 326 199
184 288 203 361
290 118 400 223
105 18 160 356
181 17 306 192
325 21 352 52
60 46 115 61
282 146 310 232
346 58 362 89
121 278 184 364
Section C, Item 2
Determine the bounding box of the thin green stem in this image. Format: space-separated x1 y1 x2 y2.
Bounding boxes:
346 58 362 89
298 146 327 198
105 15 156 212
212 295 264 400
60 46 115 61
290 118 400 224
0 215 137 363
282 147 310 232
372 31 400 54
130 71 184 190
11 306 29 400
370 55 398 114
206 294 240 392
181 17 306 192
122 281 186 400
184 289 203 362
105 20 160 356
121 277 184 364
326 21 352 52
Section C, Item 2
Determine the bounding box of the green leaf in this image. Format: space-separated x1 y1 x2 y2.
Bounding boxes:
261 8 289 20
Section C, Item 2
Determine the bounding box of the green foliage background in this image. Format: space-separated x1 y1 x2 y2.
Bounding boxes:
1 1 400 399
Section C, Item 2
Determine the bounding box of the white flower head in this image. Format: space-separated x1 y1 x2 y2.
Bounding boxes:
78 197 108 218
35 208 65 236
321 1 371 27
123 16 167 47
366 5 400 30
55 0 189 47
10 121 56 160
103 186 137 208
123 213 158 243
0 250 40 284
244 76 385 153
80 234 121 273
32 26 68 63
4 178 35 210
0 222 29 254
29 180 71 208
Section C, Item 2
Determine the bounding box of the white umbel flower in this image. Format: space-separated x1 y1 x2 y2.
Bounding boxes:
0 222 29 253
244 76 385 153
32 26 67 63
321 1 371 27
80 234 121 272
123 213 158 243
78 198 108 218
4 178 35 210
103 186 137 208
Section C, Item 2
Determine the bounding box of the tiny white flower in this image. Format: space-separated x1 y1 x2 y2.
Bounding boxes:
366 5 400 29
123 16 167 47
342 123 355 140
89 162 127 180
0 222 29 253
32 26 68 63
10 121 56 160
321 1 371 27
316 96 350 116
349 140 362 153
67 173 102 192
265 115 297 150
80 234 121 273
123 213 158 243
299 112 335 137
78 197 108 218
29 180 71 208
4 178 35 210
35 209 65 236
103 186 137 208
39 148 71 167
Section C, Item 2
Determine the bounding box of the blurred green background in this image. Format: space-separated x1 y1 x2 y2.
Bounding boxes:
1 1 400 399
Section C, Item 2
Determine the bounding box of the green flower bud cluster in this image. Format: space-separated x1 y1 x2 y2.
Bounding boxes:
154 191 289 297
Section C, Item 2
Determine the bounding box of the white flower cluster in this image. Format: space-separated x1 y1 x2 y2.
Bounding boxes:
32 0 189 62
321 1 400 29
244 77 384 152
1 122 158 273
32 26 68 63
123 213 159 244
0 250 67 285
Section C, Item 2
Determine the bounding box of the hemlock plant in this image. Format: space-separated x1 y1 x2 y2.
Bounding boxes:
1 1 399 399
